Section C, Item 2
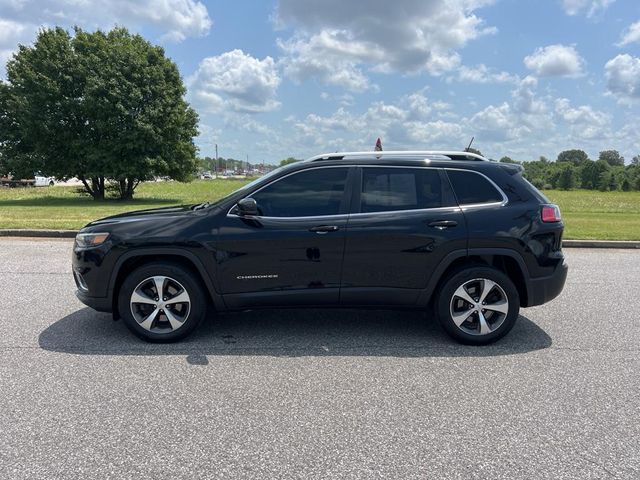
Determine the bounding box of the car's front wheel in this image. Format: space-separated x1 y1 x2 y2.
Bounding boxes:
437 266 520 345
117 262 207 342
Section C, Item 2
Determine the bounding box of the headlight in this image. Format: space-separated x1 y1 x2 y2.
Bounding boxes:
75 232 110 248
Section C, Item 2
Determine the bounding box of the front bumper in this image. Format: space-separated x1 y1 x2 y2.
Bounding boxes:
75 289 113 313
525 258 568 307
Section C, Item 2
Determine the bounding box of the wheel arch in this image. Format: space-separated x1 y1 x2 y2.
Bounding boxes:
109 248 224 318
420 248 531 308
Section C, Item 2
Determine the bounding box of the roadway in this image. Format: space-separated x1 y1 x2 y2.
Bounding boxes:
0 239 638 479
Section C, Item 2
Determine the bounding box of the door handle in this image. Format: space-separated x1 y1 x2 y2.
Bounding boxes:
309 225 340 234
428 220 458 230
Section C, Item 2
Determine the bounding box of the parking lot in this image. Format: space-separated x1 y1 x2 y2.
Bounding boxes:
1 238 638 479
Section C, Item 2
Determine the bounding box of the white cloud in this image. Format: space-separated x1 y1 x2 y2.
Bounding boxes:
554 98 611 139
241 79 626 163
470 103 516 141
511 76 545 114
617 20 640 47
561 0 614 17
406 120 464 144
432 100 452 111
287 89 469 152
0 17 36 77
604 54 640 104
223 115 274 135
275 0 498 89
187 49 281 114
277 33 373 92
465 75 554 146
524 44 585 77
0 1 212 78
0 0 211 44
448 64 519 84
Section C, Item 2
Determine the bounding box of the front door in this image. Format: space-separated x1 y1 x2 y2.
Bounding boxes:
217 166 353 309
340 166 468 305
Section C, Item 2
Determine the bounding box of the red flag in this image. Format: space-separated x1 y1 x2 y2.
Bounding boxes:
374 138 383 151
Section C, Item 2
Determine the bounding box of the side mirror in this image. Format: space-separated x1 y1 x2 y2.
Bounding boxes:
237 197 258 216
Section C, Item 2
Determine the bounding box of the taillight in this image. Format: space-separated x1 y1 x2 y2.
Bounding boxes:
541 204 561 223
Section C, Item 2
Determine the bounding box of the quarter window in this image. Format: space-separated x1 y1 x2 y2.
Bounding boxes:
251 168 348 217
360 168 443 213
446 170 504 205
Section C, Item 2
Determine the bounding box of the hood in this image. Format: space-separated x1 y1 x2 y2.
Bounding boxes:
84 204 200 229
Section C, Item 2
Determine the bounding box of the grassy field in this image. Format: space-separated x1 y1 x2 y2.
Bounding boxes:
0 179 251 230
544 190 640 240
1 181 639 239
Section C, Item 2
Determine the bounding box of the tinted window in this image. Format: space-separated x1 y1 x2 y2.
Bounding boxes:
446 170 503 205
360 168 443 213
251 168 348 217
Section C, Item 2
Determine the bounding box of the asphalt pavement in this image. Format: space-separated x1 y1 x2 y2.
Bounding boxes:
0 238 638 479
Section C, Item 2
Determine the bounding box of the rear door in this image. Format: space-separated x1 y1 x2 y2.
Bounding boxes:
340 166 468 306
216 166 354 309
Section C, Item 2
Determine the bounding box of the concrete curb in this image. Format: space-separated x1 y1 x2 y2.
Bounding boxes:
0 229 77 238
561 239 640 249
1 229 639 248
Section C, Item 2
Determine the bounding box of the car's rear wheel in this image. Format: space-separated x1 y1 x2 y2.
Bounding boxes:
437 266 519 345
117 262 207 342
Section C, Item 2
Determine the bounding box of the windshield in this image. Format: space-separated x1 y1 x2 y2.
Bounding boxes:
208 163 299 207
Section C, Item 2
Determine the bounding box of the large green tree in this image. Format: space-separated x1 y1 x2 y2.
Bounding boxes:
556 163 577 190
598 150 625 167
0 27 198 199
557 149 589 166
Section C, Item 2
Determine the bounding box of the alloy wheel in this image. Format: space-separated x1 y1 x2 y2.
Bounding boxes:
449 278 509 336
129 276 191 333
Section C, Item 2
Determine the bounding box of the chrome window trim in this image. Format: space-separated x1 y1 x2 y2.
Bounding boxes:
227 212 351 221
226 164 507 219
444 167 509 208
349 206 461 217
227 206 463 221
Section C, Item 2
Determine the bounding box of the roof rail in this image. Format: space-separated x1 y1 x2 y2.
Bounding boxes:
306 150 489 162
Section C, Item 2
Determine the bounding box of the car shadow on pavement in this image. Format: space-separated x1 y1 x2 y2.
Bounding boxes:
39 307 552 362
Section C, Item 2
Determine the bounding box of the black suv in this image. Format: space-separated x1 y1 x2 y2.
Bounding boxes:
72 151 567 344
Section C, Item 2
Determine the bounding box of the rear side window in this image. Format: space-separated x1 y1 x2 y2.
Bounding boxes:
251 167 348 217
360 168 443 213
446 170 504 205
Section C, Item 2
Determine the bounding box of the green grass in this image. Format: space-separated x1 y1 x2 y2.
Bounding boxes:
1 182 639 239
544 190 640 240
0 179 251 230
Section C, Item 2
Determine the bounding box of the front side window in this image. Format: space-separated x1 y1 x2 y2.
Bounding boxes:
360 168 443 213
251 168 348 217
446 169 504 205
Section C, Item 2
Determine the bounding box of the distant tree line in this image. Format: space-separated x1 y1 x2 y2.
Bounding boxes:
279 157 300 166
496 150 640 191
197 157 277 173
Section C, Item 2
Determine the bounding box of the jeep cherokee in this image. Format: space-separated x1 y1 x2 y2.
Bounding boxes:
72 151 568 344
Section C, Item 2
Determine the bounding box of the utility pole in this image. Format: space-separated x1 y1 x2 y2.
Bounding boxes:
215 143 218 178
246 154 249 177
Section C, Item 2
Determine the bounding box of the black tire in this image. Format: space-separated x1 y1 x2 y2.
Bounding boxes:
117 262 207 342
436 266 520 345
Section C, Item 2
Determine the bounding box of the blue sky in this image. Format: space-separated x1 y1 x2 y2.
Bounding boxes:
1 0 639 163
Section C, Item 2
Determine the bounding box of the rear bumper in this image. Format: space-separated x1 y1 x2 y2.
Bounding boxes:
75 290 112 313
525 259 568 307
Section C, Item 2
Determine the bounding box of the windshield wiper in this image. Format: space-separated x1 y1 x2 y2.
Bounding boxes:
192 202 210 211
